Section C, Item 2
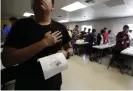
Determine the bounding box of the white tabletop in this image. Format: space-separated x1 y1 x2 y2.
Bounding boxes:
121 46 133 57
75 42 89 45
93 44 115 49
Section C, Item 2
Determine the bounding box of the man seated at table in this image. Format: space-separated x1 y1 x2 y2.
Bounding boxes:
111 25 130 68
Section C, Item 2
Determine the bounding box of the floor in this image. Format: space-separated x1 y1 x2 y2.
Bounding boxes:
61 55 133 90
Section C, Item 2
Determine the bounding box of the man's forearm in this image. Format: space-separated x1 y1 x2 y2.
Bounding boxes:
2 40 48 67
66 48 73 55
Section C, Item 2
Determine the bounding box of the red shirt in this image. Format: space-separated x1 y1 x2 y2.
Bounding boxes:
103 32 108 44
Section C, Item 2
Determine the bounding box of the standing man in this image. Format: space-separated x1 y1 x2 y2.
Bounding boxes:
110 25 130 67
2 0 73 90
72 25 79 52
115 25 130 52
3 17 17 38
82 27 87 35
72 25 79 40
88 28 91 34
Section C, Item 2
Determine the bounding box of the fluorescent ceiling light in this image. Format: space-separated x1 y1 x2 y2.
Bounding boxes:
61 1 87 12
23 12 34 17
58 20 69 23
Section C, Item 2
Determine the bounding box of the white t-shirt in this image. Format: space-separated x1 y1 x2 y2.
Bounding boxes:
108 33 116 44
128 32 133 40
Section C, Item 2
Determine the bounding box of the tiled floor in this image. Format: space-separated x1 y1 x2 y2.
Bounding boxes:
61 55 133 90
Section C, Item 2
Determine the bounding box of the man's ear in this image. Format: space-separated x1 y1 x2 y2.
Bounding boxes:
51 4 54 11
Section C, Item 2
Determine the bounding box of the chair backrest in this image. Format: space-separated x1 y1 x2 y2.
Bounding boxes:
1 66 17 90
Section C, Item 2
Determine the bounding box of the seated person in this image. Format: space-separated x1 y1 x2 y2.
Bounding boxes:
80 28 87 37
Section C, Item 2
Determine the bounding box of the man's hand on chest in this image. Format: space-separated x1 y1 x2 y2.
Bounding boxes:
42 31 63 47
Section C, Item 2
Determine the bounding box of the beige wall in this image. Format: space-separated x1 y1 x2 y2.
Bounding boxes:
1 19 10 27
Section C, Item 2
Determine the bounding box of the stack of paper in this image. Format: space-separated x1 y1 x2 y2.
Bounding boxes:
38 53 68 80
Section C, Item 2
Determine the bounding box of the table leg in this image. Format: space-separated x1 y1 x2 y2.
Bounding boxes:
99 49 103 64
97 50 101 63
131 60 133 76
97 49 103 64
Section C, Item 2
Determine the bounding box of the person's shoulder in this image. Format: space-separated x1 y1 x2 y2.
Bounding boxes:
15 18 32 25
117 31 123 35
52 20 66 29
4 25 11 29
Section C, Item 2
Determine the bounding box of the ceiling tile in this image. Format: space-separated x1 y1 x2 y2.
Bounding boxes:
90 3 108 11
104 0 125 7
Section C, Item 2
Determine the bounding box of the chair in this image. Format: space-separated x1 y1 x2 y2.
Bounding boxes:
1 66 17 90
107 55 124 75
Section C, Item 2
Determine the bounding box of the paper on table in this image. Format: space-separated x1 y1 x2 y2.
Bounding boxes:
38 53 68 80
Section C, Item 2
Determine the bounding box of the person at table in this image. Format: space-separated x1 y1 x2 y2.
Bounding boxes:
108 30 116 44
72 25 79 40
1 0 73 90
128 30 133 46
97 29 105 45
88 28 91 34
103 27 108 44
72 25 80 50
81 27 87 35
3 17 18 38
111 25 130 67
85 29 97 61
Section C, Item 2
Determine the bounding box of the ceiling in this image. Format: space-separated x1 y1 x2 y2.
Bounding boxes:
1 0 133 22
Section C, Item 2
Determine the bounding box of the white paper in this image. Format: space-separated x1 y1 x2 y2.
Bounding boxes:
38 53 68 80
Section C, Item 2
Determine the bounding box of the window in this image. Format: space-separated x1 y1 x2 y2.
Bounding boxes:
128 24 133 30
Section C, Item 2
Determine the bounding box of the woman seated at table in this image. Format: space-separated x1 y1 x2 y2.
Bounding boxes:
85 29 97 61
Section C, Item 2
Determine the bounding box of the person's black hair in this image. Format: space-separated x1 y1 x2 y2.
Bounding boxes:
31 0 54 6
108 30 111 32
104 27 107 30
92 29 96 33
129 30 132 32
3 24 7 27
84 27 87 29
101 29 105 34
123 25 129 29
3 24 7 29
9 17 17 22
75 25 79 28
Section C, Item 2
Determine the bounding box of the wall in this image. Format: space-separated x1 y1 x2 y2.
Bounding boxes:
68 16 133 35
1 19 10 27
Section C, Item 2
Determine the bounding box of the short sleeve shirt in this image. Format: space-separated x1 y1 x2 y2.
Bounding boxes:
4 18 71 89
116 31 130 50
